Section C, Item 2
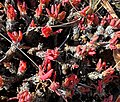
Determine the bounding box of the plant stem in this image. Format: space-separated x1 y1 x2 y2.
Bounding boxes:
0 33 40 70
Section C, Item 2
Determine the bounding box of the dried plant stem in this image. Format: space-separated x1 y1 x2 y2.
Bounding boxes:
59 27 72 49
89 0 101 11
95 6 102 13
85 0 89 4
113 48 120 69
68 0 88 19
96 12 103 18
0 33 40 70
113 60 120 69
93 0 101 11
78 83 93 88
69 0 103 19
51 19 81 27
101 0 118 18
69 0 79 13
36 19 81 29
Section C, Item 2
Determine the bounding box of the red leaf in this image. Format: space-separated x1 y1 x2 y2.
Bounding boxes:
47 62 52 71
0 76 3 88
96 59 102 72
17 60 27 75
88 50 96 56
40 69 54 80
35 4 42 17
72 64 79 69
7 4 16 20
52 29 63 35
102 66 115 77
40 0 50 5
7 32 17 42
55 4 58 18
89 35 99 44
97 80 103 93
18 30 23 42
63 74 79 89
46 8 51 17
41 26 52 38
93 14 99 25
109 36 118 44
29 20 36 27
17 1 26 15
110 18 117 26
51 5 54 14
49 81 60 91
17 90 32 102
58 11 66 21
80 6 90 16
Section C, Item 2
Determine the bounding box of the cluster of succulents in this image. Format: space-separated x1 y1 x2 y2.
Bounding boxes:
0 0 120 102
